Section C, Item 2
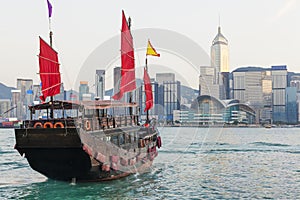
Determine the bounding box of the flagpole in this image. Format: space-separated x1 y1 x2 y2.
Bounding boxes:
145 56 149 123
48 8 54 118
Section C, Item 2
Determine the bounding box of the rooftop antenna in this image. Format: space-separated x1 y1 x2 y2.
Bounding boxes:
218 12 221 33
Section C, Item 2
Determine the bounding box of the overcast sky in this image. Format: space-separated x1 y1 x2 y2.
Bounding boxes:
0 0 299 90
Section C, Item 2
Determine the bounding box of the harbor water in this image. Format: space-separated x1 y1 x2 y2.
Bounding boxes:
0 127 299 199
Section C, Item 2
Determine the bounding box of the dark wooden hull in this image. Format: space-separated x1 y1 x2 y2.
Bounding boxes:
15 126 159 182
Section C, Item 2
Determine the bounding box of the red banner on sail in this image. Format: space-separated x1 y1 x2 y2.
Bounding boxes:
39 37 61 101
112 10 136 100
144 68 153 112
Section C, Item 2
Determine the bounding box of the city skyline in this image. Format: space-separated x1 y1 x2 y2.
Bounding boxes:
1 0 300 90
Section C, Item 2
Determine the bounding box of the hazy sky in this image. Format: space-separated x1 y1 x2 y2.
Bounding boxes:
0 0 299 90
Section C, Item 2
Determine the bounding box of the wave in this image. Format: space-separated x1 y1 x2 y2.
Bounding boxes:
204 148 300 154
158 150 197 155
190 142 230 146
250 142 291 147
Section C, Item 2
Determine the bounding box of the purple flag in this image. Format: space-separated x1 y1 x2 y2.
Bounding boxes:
47 0 52 18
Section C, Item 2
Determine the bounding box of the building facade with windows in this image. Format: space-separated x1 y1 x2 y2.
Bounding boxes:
156 73 181 122
95 70 105 100
271 65 287 123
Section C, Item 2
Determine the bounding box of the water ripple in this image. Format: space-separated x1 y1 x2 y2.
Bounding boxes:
0 128 299 199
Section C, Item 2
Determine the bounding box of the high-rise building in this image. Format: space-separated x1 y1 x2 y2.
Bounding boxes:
286 87 298 124
79 81 89 101
156 73 175 84
271 65 287 123
204 26 230 100
113 67 121 98
232 67 272 123
290 75 300 122
32 84 41 103
54 83 65 101
95 70 105 100
199 66 220 98
211 26 229 74
156 73 181 122
16 78 33 119
11 90 21 119
0 99 11 118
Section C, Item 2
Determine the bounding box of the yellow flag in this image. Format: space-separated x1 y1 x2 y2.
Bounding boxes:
146 40 160 57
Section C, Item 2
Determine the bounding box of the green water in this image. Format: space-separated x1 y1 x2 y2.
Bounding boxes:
0 127 299 199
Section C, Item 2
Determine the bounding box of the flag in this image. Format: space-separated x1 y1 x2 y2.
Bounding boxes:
146 40 160 57
112 10 136 100
143 68 153 112
47 0 53 18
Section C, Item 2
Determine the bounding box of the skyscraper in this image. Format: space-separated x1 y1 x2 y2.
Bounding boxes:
199 66 220 98
205 26 229 100
79 81 89 101
95 70 105 100
11 90 21 119
0 99 11 118
211 26 229 73
113 67 121 98
16 78 33 119
232 67 272 123
156 73 181 122
272 65 287 123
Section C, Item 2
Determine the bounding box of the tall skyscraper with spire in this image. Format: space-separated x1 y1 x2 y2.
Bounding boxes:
211 26 229 73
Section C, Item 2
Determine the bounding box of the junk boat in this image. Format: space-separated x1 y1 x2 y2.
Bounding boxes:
15 100 160 181
14 9 161 182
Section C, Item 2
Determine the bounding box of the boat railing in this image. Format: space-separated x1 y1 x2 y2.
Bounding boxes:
81 115 139 131
22 118 76 129
22 115 139 131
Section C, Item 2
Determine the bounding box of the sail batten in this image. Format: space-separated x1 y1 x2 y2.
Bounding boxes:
112 10 136 100
39 37 61 101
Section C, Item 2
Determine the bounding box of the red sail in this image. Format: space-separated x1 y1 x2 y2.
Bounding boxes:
39 37 61 101
112 10 136 100
143 68 153 112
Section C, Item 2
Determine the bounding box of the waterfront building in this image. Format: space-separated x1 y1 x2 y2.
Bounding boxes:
32 84 41 103
286 87 298 124
54 83 65 101
261 71 272 122
199 26 229 100
181 95 256 125
156 73 181 122
290 75 300 122
95 70 105 100
11 90 21 119
113 67 121 99
79 81 89 101
199 66 219 98
271 65 287 123
211 26 229 73
16 78 33 119
0 99 11 117
232 67 273 123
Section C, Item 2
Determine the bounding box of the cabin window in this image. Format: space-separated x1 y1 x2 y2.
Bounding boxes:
84 109 94 118
124 134 129 143
111 135 118 145
119 134 125 145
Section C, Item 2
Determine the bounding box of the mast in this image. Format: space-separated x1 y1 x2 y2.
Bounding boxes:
128 16 133 117
49 30 54 118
